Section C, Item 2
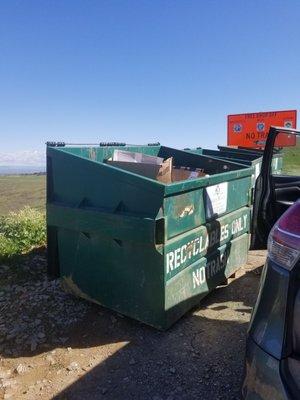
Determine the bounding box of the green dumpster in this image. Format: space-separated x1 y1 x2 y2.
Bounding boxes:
217 145 282 175
189 146 282 184
47 143 253 329
185 147 261 187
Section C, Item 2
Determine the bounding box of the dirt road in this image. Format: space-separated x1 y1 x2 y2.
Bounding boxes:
0 250 266 400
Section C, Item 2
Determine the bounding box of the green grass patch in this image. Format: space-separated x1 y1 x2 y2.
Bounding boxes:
281 139 300 175
0 207 46 262
0 174 45 215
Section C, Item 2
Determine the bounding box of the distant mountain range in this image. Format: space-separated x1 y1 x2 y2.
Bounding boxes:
0 165 46 175
0 150 45 166
0 150 46 174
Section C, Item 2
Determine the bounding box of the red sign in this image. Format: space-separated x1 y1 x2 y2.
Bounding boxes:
227 110 297 148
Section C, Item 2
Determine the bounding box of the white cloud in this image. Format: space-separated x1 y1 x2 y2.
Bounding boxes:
0 150 45 166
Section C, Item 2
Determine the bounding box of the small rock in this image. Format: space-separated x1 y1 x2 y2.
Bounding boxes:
110 316 117 323
129 358 136 366
2 379 17 388
101 388 108 394
15 364 27 375
45 355 56 366
170 367 176 374
67 347 72 352
67 362 80 371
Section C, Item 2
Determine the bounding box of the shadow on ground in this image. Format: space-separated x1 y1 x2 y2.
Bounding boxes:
0 249 264 400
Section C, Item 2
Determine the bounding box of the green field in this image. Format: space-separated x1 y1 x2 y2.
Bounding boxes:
282 140 300 174
0 175 46 215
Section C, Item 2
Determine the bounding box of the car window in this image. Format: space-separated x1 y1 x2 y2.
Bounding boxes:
272 132 300 177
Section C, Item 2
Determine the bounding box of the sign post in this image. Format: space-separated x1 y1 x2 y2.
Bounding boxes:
227 110 297 148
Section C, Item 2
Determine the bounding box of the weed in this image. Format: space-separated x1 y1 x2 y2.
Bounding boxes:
0 207 46 261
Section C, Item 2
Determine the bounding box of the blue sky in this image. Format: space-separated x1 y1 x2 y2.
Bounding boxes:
0 0 299 159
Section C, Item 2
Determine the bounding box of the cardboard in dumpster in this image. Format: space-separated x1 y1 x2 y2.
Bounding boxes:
106 160 160 179
107 150 207 184
157 157 207 183
107 150 163 179
112 149 164 165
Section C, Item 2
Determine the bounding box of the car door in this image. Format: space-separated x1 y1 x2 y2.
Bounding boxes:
251 126 300 249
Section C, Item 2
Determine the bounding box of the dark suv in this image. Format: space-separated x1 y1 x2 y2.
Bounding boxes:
243 127 300 399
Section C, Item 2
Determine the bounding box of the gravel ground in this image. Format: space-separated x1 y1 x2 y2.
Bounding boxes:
0 249 266 400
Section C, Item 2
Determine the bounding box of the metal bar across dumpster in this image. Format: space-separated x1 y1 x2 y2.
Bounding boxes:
47 143 253 329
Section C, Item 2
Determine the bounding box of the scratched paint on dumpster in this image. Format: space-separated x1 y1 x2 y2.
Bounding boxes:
164 207 250 281
165 233 249 310
164 176 251 240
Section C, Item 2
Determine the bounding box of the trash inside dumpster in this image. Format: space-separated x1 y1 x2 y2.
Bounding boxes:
46 143 253 329
106 149 208 183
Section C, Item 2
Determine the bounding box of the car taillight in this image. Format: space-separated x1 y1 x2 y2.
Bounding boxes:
267 201 300 270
